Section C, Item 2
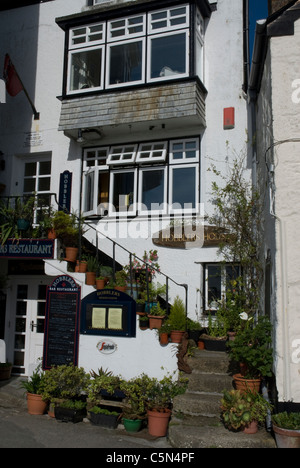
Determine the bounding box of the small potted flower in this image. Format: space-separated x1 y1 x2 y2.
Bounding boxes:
20 364 48 415
148 303 166 330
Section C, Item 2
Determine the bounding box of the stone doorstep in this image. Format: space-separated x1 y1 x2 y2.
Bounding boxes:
173 392 223 417
187 371 234 393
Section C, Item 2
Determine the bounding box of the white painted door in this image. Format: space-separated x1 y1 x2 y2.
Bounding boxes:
6 277 51 376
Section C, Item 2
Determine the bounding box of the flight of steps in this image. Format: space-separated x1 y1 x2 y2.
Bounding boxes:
168 349 276 448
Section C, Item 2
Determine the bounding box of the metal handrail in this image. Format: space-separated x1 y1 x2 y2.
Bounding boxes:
0 193 189 321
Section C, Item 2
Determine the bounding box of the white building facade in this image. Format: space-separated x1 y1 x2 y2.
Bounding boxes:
250 0 300 407
0 0 249 379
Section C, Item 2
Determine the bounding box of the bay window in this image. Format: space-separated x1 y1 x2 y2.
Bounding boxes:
64 3 204 95
82 137 200 217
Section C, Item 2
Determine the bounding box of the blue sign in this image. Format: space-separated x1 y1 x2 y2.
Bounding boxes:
59 170 72 212
0 239 54 259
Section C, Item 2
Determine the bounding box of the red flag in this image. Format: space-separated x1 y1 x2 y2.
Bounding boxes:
3 54 24 97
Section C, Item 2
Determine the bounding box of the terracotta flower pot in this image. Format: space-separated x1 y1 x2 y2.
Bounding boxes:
96 279 106 289
65 247 78 263
243 420 258 434
78 261 88 273
47 228 57 240
273 424 300 448
147 409 171 437
197 340 205 350
86 272 96 285
115 286 127 292
160 332 169 345
26 393 47 415
148 315 165 330
233 373 261 394
170 330 185 343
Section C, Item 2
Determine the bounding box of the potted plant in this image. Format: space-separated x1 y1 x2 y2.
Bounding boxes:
120 376 149 432
0 196 35 244
143 283 166 313
136 298 146 314
164 296 186 343
40 364 90 422
220 389 272 434
145 372 188 437
272 412 300 448
15 196 36 232
53 211 85 262
114 269 127 292
88 370 124 403
89 406 120 428
55 399 87 424
148 303 166 330
86 255 99 285
187 318 203 344
227 315 273 393
20 364 48 415
96 276 106 290
157 321 171 346
201 312 228 352
139 314 149 330
0 361 13 381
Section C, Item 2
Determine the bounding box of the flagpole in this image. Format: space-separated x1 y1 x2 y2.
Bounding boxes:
14 68 40 120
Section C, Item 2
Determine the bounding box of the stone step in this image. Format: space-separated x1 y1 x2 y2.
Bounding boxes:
168 422 276 449
187 370 234 393
173 391 222 417
187 349 238 374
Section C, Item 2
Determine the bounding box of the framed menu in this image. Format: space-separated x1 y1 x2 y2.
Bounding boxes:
43 275 81 370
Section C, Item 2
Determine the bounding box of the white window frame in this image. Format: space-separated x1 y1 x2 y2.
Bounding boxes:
109 168 137 217
107 14 146 42
69 22 106 50
169 138 199 165
138 166 168 215
106 37 146 89
82 148 109 216
205 264 242 311
169 163 199 214
136 141 167 164
106 144 138 166
148 5 189 35
147 29 189 83
67 45 105 94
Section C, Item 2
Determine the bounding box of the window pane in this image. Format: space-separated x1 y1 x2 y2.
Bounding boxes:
25 162 36 177
85 172 94 212
70 48 102 91
150 33 186 79
24 178 36 193
113 172 134 212
39 161 51 176
207 266 222 306
141 170 165 210
172 167 196 208
38 177 51 192
109 41 143 85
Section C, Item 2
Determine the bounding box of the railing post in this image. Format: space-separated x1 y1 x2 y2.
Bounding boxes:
112 241 116 283
129 253 133 297
166 277 169 315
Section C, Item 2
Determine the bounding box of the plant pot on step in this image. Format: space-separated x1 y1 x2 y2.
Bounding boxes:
201 334 227 352
243 420 258 434
233 373 261 394
272 425 300 448
147 409 171 437
0 364 12 381
65 247 78 263
122 418 143 433
96 278 106 289
170 330 185 343
160 332 169 346
148 315 165 330
86 272 96 286
26 393 48 415
78 261 88 273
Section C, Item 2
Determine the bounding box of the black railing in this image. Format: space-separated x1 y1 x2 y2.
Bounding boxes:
0 193 189 321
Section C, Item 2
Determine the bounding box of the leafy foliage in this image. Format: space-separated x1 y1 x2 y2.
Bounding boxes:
272 412 300 430
40 364 90 402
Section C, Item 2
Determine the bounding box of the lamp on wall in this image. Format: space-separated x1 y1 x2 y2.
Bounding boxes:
77 129 85 143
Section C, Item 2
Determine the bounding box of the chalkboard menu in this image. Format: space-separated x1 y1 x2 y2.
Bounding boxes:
43 275 81 370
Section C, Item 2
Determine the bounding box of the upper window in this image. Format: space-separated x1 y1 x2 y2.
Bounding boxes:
65 4 202 95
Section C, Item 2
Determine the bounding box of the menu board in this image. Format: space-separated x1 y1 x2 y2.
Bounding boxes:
43 275 81 370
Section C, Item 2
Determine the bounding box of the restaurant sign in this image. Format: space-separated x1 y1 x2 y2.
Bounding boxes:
0 239 54 259
152 225 231 249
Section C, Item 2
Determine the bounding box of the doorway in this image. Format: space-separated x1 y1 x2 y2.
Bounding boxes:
5 277 52 376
